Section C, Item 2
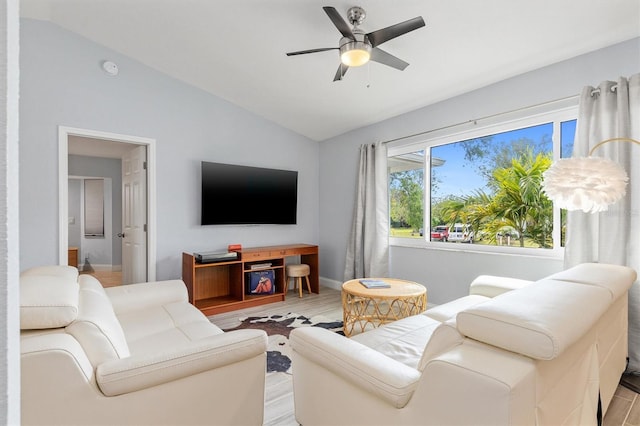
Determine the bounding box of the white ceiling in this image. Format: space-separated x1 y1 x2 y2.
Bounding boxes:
20 0 640 142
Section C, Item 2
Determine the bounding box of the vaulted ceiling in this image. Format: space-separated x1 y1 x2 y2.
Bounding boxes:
20 0 640 141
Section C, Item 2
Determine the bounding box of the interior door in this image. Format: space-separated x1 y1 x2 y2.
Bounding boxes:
122 145 147 284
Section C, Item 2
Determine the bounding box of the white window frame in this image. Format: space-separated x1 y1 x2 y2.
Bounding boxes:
388 100 578 258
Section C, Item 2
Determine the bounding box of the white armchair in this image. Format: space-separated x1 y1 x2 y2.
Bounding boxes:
20 266 268 425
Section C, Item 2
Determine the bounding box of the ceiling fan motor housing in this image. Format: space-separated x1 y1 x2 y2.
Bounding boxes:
339 31 371 67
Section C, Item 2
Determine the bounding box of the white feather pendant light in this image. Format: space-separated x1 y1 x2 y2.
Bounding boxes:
542 157 628 213
542 137 639 214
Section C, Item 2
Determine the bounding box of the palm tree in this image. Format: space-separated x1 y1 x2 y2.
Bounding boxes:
490 149 552 247
461 190 499 243
438 197 468 226
432 149 552 247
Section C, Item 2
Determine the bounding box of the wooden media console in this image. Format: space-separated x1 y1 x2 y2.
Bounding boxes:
182 244 319 316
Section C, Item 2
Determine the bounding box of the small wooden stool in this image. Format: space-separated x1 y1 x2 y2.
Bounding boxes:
286 264 312 298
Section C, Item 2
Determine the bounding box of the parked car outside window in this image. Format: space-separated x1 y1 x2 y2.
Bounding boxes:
430 225 449 241
448 223 474 243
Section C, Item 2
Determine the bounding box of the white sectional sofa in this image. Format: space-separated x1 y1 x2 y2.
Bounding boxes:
20 265 268 426
290 263 637 426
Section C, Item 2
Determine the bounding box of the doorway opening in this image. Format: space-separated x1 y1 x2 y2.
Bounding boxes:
58 126 156 283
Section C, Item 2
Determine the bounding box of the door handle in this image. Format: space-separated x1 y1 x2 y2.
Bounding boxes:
117 233 125 238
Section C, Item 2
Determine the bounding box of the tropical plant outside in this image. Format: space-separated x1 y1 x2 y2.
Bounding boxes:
437 149 553 248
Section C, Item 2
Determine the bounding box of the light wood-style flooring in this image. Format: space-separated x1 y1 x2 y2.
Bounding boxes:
94 272 638 425
80 269 122 287
209 287 343 426
607 384 640 426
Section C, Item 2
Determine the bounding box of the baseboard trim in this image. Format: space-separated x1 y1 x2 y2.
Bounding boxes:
320 277 343 291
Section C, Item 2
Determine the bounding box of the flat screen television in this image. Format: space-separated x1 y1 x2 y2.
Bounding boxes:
201 161 298 225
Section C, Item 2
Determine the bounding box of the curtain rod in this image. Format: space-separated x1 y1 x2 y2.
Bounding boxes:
381 93 580 146
590 83 618 97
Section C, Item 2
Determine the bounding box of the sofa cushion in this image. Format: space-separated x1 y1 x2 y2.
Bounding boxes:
547 262 637 301
457 279 611 360
424 295 490 322
106 280 189 315
351 315 462 370
20 274 80 330
118 300 224 355
65 275 131 365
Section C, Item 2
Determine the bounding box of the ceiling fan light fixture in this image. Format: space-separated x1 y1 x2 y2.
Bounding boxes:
340 41 371 67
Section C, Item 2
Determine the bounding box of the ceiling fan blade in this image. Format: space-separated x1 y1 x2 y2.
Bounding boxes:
370 48 409 71
366 16 425 48
333 64 349 82
323 6 355 40
286 47 338 56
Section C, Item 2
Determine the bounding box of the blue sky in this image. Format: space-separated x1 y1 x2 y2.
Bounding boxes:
430 120 576 199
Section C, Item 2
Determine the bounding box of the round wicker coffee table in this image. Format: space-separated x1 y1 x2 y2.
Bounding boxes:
341 278 427 337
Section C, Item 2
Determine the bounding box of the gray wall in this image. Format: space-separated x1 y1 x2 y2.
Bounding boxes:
319 37 640 305
69 155 122 266
19 19 320 279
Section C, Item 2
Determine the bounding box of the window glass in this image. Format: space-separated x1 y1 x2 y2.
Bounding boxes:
560 119 576 246
430 124 553 248
389 151 424 238
561 119 576 158
387 108 577 253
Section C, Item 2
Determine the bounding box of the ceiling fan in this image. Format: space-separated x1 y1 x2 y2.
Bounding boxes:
286 6 425 82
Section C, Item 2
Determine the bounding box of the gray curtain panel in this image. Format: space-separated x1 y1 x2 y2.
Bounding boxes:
564 73 640 372
344 142 390 280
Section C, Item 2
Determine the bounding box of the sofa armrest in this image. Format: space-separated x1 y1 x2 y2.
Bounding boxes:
105 280 188 314
290 327 421 408
418 341 537 425
21 332 94 381
96 329 267 396
469 275 533 298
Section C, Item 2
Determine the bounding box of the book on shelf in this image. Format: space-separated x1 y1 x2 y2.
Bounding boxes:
359 279 390 289
250 263 273 270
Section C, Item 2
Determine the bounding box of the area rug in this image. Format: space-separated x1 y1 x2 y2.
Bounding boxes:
222 313 343 373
